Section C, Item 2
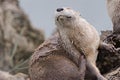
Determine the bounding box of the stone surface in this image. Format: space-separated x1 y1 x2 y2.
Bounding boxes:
0 70 29 80
0 0 44 74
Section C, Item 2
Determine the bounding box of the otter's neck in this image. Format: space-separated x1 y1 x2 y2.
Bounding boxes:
57 18 88 37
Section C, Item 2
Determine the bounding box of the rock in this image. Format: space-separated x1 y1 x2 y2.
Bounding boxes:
105 68 120 80
0 70 29 80
100 30 112 41
97 31 120 74
0 0 44 74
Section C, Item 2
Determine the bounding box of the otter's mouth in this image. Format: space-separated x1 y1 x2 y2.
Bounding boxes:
57 15 72 21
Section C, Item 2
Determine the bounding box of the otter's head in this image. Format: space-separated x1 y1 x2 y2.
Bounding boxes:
55 7 80 27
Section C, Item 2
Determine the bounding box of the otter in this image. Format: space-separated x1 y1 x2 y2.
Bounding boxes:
55 7 106 80
106 0 120 34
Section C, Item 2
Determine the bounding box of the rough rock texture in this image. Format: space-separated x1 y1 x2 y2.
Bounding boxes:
29 31 120 80
100 31 120 80
105 68 120 80
0 70 29 80
0 0 44 74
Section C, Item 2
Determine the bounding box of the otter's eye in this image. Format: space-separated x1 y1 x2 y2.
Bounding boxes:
67 8 71 9
66 16 72 18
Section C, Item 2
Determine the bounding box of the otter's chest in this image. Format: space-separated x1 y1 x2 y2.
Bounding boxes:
67 28 91 48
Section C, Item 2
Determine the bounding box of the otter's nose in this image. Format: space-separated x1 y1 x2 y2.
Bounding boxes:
56 8 64 12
